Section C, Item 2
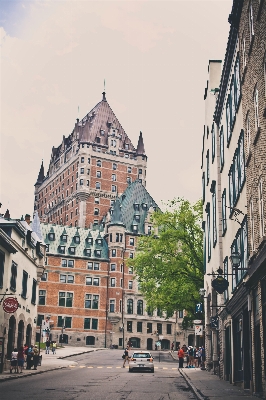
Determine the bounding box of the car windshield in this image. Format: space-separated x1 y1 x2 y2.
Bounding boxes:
132 353 151 358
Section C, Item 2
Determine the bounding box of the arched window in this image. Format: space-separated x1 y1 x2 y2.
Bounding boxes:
137 300 143 315
127 299 133 314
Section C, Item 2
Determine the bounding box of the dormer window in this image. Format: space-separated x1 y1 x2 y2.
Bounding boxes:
125 143 129 150
85 249 91 257
142 203 147 210
96 137 100 143
48 233 55 241
134 215 140 222
96 238 103 246
125 154 129 159
134 203 140 211
148 226 152 235
69 247 75 255
100 129 105 136
74 236 80 244
87 237 93 245
59 245 65 254
132 225 138 232
95 249 102 257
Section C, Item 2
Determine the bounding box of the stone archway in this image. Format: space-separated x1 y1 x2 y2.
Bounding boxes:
17 320 24 349
7 316 16 358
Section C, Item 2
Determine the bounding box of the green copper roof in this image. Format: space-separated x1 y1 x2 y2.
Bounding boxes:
119 179 159 234
41 223 109 260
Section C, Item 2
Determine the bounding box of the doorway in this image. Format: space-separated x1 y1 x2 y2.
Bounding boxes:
17 320 24 349
129 337 140 348
147 338 153 350
26 324 32 346
7 316 16 358
161 339 170 350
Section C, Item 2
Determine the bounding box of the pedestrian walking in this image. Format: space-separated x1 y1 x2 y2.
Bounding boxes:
17 346 25 373
33 345 39 370
10 348 18 373
52 341 57 354
200 346 206 370
123 346 130 368
45 338 50 354
188 346 194 367
23 343 28 368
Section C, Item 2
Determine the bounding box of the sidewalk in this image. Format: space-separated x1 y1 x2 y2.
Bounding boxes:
0 346 105 382
170 352 256 400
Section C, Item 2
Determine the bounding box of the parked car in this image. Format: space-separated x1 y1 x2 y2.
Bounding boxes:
129 351 154 373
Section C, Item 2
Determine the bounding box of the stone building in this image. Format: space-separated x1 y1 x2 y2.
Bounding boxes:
238 0 266 395
202 0 266 396
35 94 187 350
0 211 45 366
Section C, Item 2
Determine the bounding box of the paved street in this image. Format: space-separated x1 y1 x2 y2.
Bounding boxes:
0 349 194 400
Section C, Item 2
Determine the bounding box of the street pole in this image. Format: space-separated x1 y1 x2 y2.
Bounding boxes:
39 325 41 356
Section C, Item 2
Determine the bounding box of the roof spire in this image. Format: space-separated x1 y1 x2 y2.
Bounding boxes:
35 160 45 186
102 79 106 101
136 131 145 155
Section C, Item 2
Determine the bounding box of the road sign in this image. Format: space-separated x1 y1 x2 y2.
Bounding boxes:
42 320 50 329
2 297 18 313
193 320 202 324
196 303 203 313
195 325 203 336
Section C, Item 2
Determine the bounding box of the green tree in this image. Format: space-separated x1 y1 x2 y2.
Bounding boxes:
129 198 203 320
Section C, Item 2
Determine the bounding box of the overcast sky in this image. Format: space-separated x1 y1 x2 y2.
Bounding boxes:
0 0 232 219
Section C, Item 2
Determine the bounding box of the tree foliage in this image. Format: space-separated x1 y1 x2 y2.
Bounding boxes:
128 198 203 318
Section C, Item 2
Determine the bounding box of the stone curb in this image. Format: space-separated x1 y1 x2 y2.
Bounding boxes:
0 348 107 383
178 368 206 400
0 366 67 383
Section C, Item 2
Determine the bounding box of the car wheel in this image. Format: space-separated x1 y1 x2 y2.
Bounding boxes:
129 369 133 373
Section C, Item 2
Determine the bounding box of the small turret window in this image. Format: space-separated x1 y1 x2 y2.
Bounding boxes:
100 129 105 136
96 182 101 190
85 249 91 257
94 208 99 216
95 250 101 257
96 171 101 178
81 157 84 163
97 160 101 167
125 154 129 159
112 163 117 170
112 174 116 181
69 247 75 254
96 239 103 246
134 203 140 211
111 185 117 192
74 236 80 244
134 215 140 222
59 246 65 254
48 233 55 241
125 144 129 150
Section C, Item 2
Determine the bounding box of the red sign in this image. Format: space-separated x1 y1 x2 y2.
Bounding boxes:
2 297 19 313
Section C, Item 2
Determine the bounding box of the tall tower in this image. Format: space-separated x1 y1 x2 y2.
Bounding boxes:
34 92 147 228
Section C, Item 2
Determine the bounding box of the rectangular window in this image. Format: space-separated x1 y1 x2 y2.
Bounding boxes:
212 183 217 247
147 322 152 333
21 270 28 299
127 321 132 332
206 150 210 185
10 262 17 291
157 323 162 335
128 280 133 289
39 290 46 305
110 278 115 287
111 185 116 192
206 203 211 261
59 291 73 307
222 189 227 235
95 197 99 204
224 257 229 302
68 260 74 268
166 324 172 334
110 263 116 271
110 299 115 312
137 322 142 333
219 126 224 171
88 262 93 270
111 174 116 181
0 252 4 288
31 279 37 304
179 310 184 318
226 96 231 143
129 238 134 246
111 249 116 257
84 318 90 329
86 277 92 285
202 172 205 203
112 163 117 170
211 123 215 162
85 294 99 309
93 278 99 286
37 314 44 327
92 319 98 330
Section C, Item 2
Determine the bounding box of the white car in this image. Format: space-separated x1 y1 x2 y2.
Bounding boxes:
128 351 154 373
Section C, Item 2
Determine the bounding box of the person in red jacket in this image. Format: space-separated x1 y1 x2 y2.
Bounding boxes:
178 347 185 368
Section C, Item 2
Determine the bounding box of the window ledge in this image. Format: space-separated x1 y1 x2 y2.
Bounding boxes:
245 150 252 167
253 127 261 145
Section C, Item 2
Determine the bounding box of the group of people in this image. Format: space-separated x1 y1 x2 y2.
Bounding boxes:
45 339 57 354
10 344 40 373
177 344 205 369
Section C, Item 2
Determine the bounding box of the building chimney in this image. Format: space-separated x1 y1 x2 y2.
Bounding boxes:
25 214 31 225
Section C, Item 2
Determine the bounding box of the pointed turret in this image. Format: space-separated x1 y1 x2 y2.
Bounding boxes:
136 131 145 155
109 199 125 227
35 161 45 186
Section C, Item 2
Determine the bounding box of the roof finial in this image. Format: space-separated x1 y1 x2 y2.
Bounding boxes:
102 79 106 101
76 105 79 122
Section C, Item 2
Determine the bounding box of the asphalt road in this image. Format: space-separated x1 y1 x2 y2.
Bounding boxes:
1 350 195 400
